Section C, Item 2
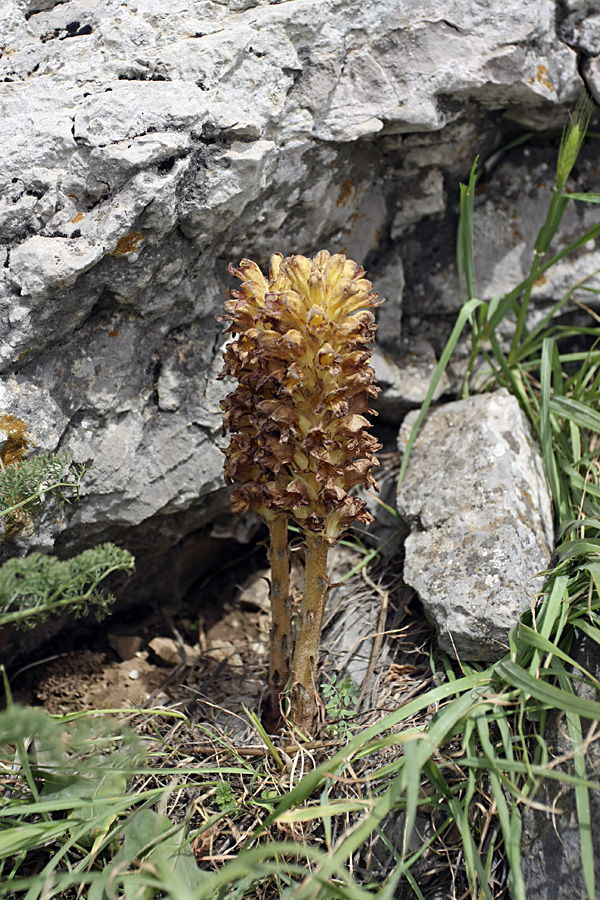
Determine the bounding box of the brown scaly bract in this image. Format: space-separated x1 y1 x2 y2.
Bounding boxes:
219 250 382 540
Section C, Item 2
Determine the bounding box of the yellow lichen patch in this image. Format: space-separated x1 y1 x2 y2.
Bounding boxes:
0 413 31 466
71 211 85 224
534 274 548 287
110 231 143 258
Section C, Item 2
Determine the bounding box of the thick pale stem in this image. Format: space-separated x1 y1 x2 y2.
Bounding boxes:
290 532 329 733
264 515 292 732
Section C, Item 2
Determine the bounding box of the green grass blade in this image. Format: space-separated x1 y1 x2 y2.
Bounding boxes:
555 538 600 561
457 158 479 300
549 395 600 433
243 706 285 771
487 219 600 332
496 660 600 720
518 622 600 688
280 689 487 900
582 560 600 597
540 337 567 515
475 713 525 900
422 756 492 899
400 737 420 860
563 192 600 203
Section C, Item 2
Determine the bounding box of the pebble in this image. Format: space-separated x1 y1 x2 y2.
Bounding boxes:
108 633 144 661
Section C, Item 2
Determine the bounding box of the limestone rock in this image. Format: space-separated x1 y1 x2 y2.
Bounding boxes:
397 389 554 661
311 0 577 141
391 169 446 238
373 337 451 419
406 142 600 320
0 0 592 594
585 56 600 105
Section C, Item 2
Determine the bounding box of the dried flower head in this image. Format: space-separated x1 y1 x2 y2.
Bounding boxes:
219 250 382 542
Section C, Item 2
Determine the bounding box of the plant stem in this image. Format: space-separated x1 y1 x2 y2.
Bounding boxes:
508 252 541 365
263 515 292 732
290 532 330 733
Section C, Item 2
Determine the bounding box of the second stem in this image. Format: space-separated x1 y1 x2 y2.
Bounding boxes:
290 532 330 733
264 514 292 731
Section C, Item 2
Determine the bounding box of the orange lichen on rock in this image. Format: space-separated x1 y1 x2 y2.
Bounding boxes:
0 413 31 467
110 231 143 257
529 64 553 91
336 178 356 208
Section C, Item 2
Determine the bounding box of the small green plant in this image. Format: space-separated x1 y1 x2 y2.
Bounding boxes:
214 781 236 812
0 543 135 629
321 673 360 738
0 449 134 630
0 692 208 900
89 807 203 900
0 450 87 539
0 695 144 892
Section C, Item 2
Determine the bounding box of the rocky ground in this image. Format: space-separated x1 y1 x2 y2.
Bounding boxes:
2 1 600 896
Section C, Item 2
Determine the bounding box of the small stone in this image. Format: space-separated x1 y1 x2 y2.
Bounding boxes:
128 669 139 680
147 636 182 666
108 633 144 661
238 571 271 612
147 636 196 666
205 639 244 668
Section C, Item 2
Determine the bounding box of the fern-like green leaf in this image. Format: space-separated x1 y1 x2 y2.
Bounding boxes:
0 544 134 628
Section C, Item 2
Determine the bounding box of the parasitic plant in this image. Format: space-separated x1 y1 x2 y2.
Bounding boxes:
219 250 382 733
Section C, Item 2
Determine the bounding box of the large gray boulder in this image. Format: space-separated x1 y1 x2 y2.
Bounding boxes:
397 390 554 661
0 0 594 593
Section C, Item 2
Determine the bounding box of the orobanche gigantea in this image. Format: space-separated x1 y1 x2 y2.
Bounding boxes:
219 250 382 733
